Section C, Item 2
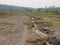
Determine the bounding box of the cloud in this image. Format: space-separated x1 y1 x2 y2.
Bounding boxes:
0 0 60 8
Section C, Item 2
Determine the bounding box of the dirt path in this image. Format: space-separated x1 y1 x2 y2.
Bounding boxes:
16 25 28 45
0 15 30 45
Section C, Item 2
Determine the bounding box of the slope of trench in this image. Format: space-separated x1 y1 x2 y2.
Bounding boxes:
0 15 30 45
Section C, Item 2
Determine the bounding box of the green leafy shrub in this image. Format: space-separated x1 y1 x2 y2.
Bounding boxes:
43 22 52 27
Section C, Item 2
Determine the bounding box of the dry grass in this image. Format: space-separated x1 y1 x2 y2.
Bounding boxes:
0 12 24 18
0 22 15 35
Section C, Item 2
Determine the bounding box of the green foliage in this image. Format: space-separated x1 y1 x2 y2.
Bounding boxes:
37 8 42 12
43 22 52 27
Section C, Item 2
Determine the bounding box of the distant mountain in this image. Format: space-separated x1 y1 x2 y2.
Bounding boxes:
0 4 37 12
0 4 60 12
37 6 60 12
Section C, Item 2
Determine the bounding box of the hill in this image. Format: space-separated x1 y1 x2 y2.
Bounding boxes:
37 6 60 12
0 4 60 12
0 4 37 12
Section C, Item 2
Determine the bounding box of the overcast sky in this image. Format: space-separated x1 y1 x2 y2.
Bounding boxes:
0 0 60 8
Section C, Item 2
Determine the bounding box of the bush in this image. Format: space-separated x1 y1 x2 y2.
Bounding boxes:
43 22 52 27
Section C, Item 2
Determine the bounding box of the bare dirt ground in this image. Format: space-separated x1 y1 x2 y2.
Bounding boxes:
0 14 60 45
0 15 30 45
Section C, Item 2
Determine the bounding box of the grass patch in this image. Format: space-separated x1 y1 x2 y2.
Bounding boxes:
0 12 24 18
24 21 33 28
0 22 15 35
43 22 53 27
25 12 60 17
25 12 60 28
0 12 58 28
0 22 14 25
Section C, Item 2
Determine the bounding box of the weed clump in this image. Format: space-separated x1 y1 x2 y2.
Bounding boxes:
43 22 52 27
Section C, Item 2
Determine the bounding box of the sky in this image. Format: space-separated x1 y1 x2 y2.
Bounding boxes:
0 0 60 8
